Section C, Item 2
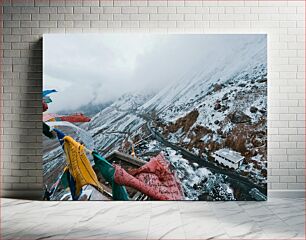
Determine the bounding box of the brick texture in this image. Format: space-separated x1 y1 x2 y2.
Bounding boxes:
0 0 305 199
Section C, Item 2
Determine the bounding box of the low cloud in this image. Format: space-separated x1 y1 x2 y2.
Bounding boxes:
43 33 265 113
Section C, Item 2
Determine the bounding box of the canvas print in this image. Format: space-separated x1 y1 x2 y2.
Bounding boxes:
43 34 267 201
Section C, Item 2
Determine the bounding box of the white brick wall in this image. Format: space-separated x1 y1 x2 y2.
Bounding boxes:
0 0 305 199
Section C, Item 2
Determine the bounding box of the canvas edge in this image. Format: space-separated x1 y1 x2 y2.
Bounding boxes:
1 190 304 200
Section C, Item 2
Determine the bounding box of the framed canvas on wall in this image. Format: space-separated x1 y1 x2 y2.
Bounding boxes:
42 34 267 201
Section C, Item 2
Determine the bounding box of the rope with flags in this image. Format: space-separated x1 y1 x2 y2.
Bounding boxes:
42 89 184 201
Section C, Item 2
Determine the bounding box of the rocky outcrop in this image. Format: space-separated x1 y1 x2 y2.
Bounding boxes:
166 110 199 134
250 106 258 113
229 111 251 124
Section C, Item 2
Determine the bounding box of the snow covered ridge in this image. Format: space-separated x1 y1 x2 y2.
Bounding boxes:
140 35 266 115
151 53 267 186
157 61 267 184
87 93 152 154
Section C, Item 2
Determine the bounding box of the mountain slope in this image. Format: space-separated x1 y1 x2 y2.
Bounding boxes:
87 35 267 191
87 93 151 154
141 35 266 118
142 36 267 186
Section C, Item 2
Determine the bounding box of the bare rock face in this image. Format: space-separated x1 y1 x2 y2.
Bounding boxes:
252 138 263 147
250 106 258 113
167 109 199 134
222 94 229 101
257 77 267 83
229 111 251 124
213 83 222 92
214 102 221 110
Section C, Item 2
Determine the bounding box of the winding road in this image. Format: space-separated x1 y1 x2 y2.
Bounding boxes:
140 114 267 199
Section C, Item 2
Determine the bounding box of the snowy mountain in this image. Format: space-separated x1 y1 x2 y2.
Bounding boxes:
58 101 112 117
141 35 266 118
87 93 152 154
140 35 267 186
88 35 267 187
44 35 267 200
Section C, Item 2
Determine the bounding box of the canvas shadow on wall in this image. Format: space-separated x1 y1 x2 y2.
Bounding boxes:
42 34 267 201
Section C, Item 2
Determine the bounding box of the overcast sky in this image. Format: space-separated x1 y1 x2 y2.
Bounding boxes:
43 34 264 113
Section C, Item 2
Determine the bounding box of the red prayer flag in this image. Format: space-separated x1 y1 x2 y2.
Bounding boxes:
42 101 48 112
60 113 91 123
114 153 184 200
43 113 91 123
